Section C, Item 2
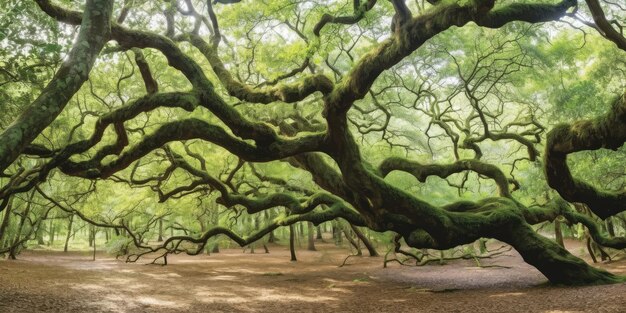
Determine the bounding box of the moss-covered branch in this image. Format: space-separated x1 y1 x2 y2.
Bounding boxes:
34 0 285 146
186 35 333 104
59 118 326 178
545 92 626 219
126 201 365 263
325 0 575 113
379 157 516 197
0 0 113 173
584 0 626 51
313 0 378 36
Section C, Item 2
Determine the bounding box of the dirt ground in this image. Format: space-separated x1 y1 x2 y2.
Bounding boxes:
0 239 625 313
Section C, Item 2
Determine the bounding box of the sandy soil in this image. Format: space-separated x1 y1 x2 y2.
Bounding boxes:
0 239 625 313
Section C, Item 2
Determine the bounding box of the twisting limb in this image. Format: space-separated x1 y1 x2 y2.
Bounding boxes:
0 92 199 201
184 34 333 104
584 0 626 51
325 0 577 113
378 157 517 197
545 92 626 219
313 0 378 36
131 48 158 95
561 207 626 249
35 186 125 231
126 202 366 263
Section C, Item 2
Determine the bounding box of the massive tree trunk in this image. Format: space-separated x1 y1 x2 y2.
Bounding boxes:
501 220 619 285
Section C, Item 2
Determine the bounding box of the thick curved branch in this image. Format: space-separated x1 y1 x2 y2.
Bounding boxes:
562 209 626 249
313 0 378 36
35 0 282 146
585 0 626 51
0 0 114 173
0 92 198 200
185 35 333 104
379 157 516 197
132 48 158 94
326 0 576 113
59 118 326 178
545 92 626 219
127 201 365 263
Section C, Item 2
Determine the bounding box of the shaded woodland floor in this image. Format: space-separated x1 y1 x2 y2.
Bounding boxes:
0 239 625 313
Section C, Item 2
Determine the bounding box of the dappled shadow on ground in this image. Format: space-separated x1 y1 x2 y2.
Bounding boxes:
0 240 624 313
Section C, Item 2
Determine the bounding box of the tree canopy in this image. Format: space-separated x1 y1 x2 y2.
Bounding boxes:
0 0 625 285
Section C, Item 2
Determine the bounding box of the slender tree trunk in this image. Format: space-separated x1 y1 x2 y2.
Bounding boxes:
268 230 276 243
350 224 378 256
606 218 616 237
586 235 598 263
92 227 97 261
157 218 164 242
49 219 55 246
307 222 316 251
88 226 94 247
289 224 297 261
36 222 46 245
0 197 13 247
9 198 32 259
316 225 323 240
332 222 343 246
554 218 564 248
343 228 362 256
64 214 74 253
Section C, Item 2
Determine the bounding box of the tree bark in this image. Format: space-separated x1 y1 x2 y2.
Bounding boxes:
350 224 378 256
48 219 55 246
555 218 565 248
157 218 164 242
0 197 13 247
342 228 362 256
307 222 316 251
9 198 32 259
0 0 114 172
289 224 297 261
64 214 74 253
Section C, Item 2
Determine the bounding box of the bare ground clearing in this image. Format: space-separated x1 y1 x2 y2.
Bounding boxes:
0 239 625 313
